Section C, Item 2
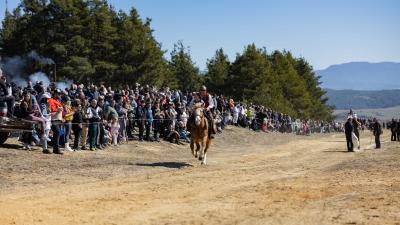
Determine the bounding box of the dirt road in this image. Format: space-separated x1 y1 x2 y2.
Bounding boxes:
0 127 399 225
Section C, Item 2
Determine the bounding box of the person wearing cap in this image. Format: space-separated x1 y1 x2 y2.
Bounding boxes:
48 89 64 154
372 118 382 149
344 116 354 152
48 82 57 93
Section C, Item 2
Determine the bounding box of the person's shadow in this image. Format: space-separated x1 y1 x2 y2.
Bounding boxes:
0 143 24 150
323 149 354 153
135 162 193 169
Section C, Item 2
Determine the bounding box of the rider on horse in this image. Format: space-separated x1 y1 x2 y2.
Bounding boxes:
188 85 216 139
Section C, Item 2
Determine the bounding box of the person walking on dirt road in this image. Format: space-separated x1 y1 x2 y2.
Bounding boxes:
372 118 382 149
345 116 354 152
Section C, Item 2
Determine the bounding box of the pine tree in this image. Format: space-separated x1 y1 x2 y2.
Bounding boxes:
169 41 201 92
269 51 312 118
228 44 286 111
0 1 333 120
294 57 333 120
205 48 230 94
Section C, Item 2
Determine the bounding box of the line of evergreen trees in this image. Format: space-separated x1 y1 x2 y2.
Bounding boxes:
0 0 333 120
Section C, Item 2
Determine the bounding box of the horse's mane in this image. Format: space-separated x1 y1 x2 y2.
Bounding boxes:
192 102 204 110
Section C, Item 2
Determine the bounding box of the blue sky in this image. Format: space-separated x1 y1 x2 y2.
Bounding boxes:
1 0 399 70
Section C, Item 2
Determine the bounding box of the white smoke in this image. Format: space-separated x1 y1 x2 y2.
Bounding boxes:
27 51 55 65
29 72 51 87
56 79 73 91
29 72 73 91
0 51 57 88
0 54 28 87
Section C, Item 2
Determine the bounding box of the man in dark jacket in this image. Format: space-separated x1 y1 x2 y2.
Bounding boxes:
396 119 400 142
372 118 382 149
344 116 354 152
390 119 397 141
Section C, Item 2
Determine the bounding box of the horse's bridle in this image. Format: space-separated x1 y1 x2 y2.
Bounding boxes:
194 107 203 117
194 107 204 125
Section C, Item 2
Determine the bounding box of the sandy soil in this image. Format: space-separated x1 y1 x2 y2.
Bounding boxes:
0 127 399 225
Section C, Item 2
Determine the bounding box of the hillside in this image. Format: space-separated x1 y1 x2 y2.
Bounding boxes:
325 89 400 109
334 105 400 121
316 62 400 90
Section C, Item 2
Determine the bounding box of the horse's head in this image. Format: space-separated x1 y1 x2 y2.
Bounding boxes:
194 106 204 126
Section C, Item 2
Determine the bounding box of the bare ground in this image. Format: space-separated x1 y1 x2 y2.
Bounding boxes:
0 127 399 225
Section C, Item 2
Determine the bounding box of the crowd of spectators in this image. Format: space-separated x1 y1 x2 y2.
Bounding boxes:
0 71 341 154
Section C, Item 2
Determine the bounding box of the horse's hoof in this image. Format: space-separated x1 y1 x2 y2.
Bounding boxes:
199 156 203 161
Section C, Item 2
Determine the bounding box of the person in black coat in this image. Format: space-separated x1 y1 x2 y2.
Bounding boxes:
390 119 397 141
396 119 400 142
372 118 382 149
344 116 354 152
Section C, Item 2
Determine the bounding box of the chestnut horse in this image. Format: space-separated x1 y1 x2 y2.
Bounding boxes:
189 106 210 165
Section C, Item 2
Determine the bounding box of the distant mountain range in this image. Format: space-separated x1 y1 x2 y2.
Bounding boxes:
334 105 400 121
316 62 400 90
324 89 400 110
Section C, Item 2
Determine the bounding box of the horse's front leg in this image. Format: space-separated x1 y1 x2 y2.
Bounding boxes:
198 140 204 162
200 137 209 165
195 142 200 158
190 139 195 157
202 137 210 165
